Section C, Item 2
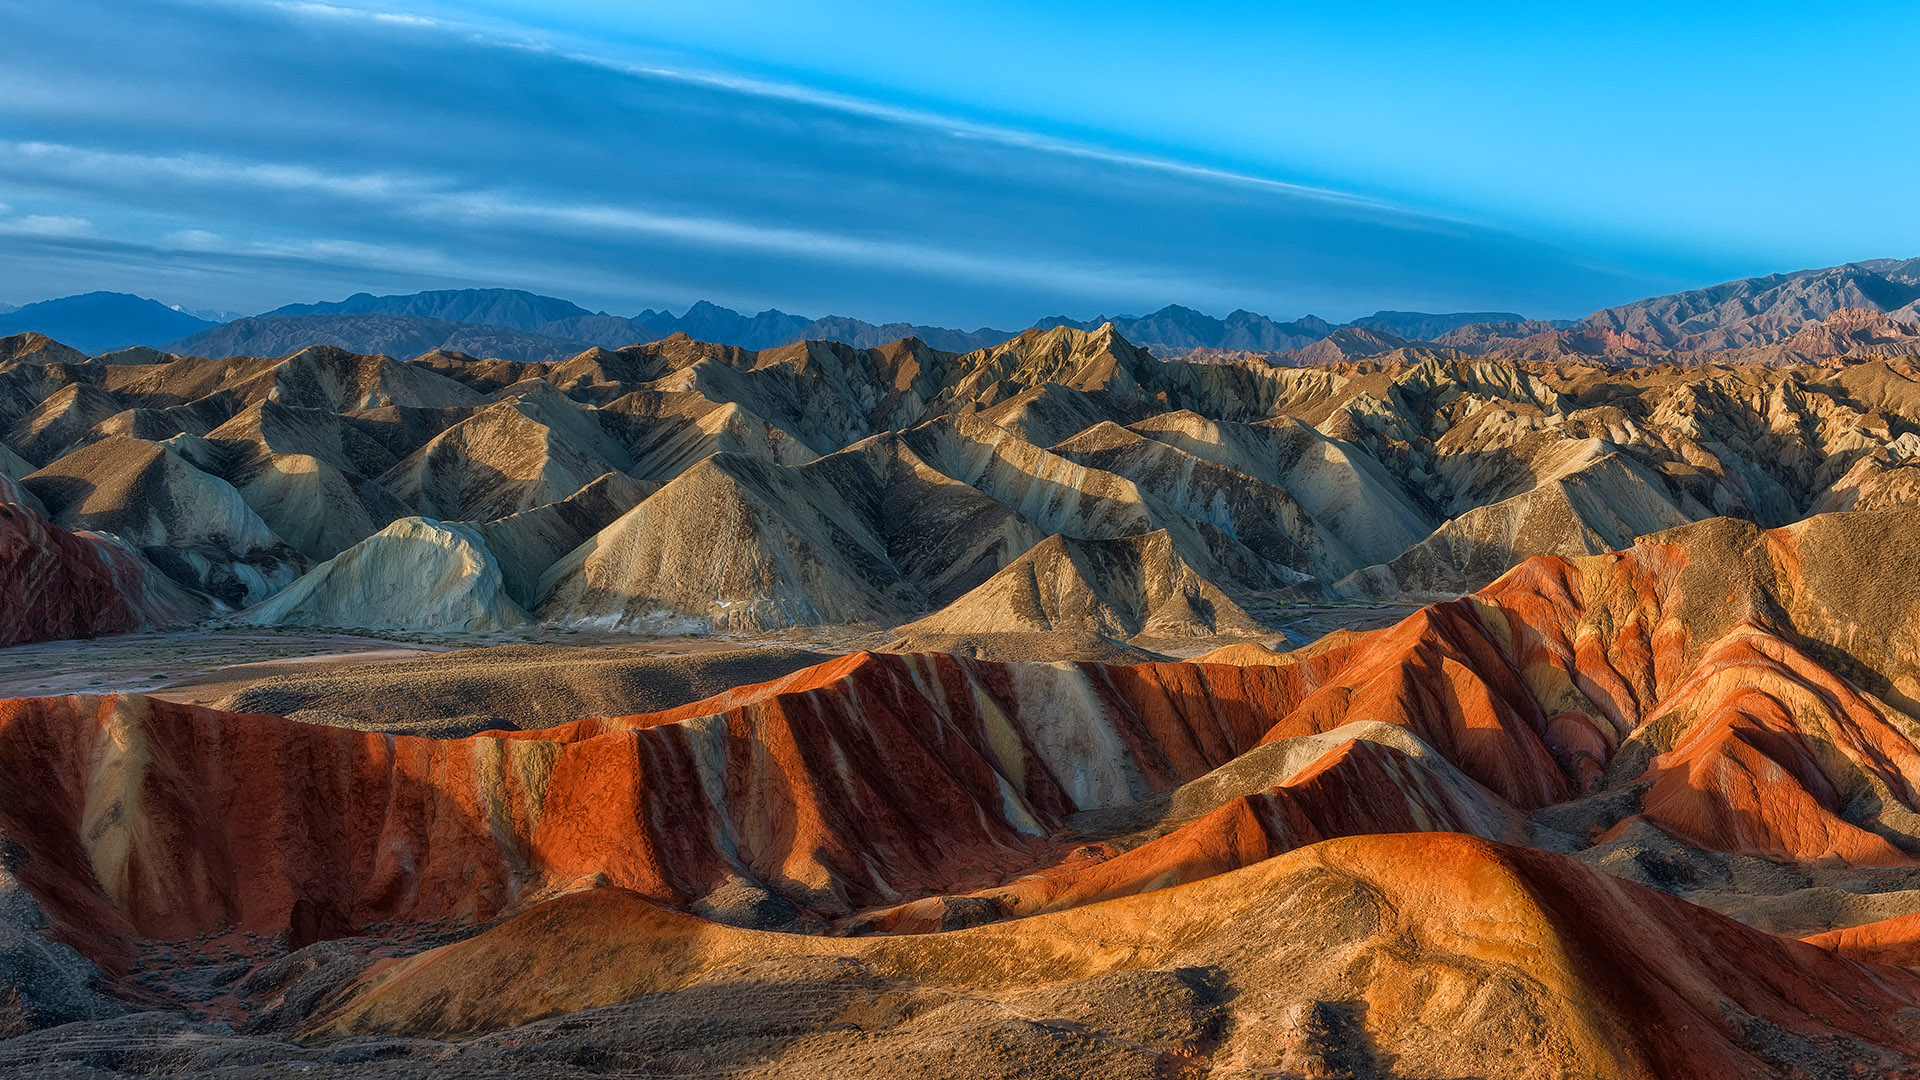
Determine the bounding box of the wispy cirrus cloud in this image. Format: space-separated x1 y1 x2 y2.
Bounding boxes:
1 139 1232 302
0 0 1680 322
0 140 436 201
273 2 436 28
263 0 1430 220
0 214 95 238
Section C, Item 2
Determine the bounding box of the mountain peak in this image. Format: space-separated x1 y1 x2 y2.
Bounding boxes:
0 292 214 355
264 287 601 328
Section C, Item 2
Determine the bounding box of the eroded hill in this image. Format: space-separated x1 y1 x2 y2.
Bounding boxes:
4 324 1920 651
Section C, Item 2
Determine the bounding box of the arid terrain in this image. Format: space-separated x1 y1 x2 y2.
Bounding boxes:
8 265 1920 1076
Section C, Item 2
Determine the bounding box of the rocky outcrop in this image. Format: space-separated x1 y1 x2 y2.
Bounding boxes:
382 385 638 521
201 400 414 561
237 516 527 631
0 865 128 1037
535 453 917 631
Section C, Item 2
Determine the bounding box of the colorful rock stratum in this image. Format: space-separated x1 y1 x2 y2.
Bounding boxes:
0 501 1916 1075
7 316 1920 1077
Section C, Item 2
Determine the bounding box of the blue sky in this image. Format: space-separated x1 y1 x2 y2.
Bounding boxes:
0 0 1914 326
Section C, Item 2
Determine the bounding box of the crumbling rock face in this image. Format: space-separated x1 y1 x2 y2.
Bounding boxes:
0 863 128 1038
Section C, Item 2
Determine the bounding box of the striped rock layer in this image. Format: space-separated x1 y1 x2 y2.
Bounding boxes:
5 508 1920 1072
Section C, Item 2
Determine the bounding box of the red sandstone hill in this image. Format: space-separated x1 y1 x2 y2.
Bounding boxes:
7 506 1920 1073
1807 912 1920 967
0 475 201 647
304 834 1920 1079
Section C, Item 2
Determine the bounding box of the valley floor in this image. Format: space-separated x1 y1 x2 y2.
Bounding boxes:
0 599 1418 709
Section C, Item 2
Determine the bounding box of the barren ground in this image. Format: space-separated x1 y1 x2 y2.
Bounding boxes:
0 601 1419 707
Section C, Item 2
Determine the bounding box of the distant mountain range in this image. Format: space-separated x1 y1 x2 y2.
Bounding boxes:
1351 310 1567 341
1035 307 1333 351
4 258 1918 363
167 314 610 366
173 289 1548 361
1031 307 1551 352
0 292 215 354
1410 257 1920 363
255 290 1017 354
1574 258 1920 350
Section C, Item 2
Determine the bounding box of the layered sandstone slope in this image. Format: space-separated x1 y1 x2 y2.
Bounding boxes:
853 719 1531 932
5 381 124 464
11 507 1920 967
23 484 1904 954
1811 450 1920 513
1048 420 1358 581
0 476 202 647
236 516 528 631
895 414 1170 540
189 344 487 413
840 432 1047 606
972 380 1143 447
1183 507 1920 872
0 642 1587 964
1463 508 1920 868
605 385 821 477
638 335 959 453
934 322 1157 411
302 835 1920 1079
1310 357 1920 593
0 332 89 368
929 505 1920 881
9 507 1920 1068
895 414 1283 590
1124 410 1431 566
0 443 35 485
1807 911 1920 966
1335 438 1699 598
